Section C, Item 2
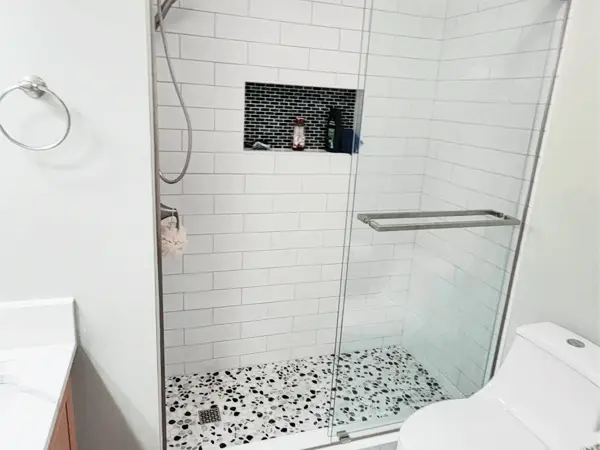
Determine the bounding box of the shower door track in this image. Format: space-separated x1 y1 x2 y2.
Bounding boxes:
306 428 400 450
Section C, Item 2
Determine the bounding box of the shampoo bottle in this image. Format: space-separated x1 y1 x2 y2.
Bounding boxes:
325 107 343 152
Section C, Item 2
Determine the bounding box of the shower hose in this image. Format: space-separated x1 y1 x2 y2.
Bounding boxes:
155 0 193 185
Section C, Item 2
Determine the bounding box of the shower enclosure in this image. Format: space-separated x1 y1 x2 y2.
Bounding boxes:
156 0 570 447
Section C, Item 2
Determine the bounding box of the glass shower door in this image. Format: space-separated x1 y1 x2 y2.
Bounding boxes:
329 0 570 439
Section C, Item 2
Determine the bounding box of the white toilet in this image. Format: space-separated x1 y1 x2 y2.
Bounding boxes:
397 323 600 450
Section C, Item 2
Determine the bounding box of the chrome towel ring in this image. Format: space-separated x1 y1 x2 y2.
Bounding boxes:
0 76 71 151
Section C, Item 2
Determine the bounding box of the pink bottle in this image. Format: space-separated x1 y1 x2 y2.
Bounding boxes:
292 117 306 151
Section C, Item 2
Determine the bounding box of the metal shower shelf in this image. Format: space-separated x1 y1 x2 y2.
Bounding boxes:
357 209 521 232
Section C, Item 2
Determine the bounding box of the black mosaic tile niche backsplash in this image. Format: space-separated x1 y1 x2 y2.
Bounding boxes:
244 82 358 151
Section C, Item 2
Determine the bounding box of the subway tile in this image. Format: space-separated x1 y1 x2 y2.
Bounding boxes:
309 49 361 74
165 364 184 376
327 194 350 211
216 14 280 44
245 175 303 194
278 69 337 88
162 255 183 275
156 82 179 106
214 233 271 252
164 309 213 330
281 23 340 50
270 231 324 249
184 253 243 273
215 153 275 174
185 323 241 345
214 269 271 289
181 35 248 64
154 32 180 58
216 110 243 132
161 8 214 36
329 155 352 174
241 317 293 337
297 247 344 265
321 264 343 281
249 0 312 24
163 192 215 215
184 215 244 235
188 131 243 153
164 329 184 348
185 289 242 310
157 129 182 152
293 313 338 331
266 299 320 318
249 43 310 69
157 106 214 130
312 3 365 30
182 0 249 14
240 349 291 366
299 212 346 230
184 356 241 374
163 293 184 312
318 297 339 313
274 153 331 174
295 281 340 299
182 85 244 110
213 304 269 324
155 58 214 85
244 213 300 232
270 265 322 284
215 195 273 214
291 344 334 358
165 344 213 364
160 194 213 215
340 29 364 53
185 235 214 254
213 336 267 357
273 194 327 213
242 284 296 304
162 273 213 294
266 331 317 350
183 175 245 194
301 175 350 193
216 63 279 87
243 249 298 269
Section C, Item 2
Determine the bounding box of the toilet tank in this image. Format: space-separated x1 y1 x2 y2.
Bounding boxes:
477 323 600 449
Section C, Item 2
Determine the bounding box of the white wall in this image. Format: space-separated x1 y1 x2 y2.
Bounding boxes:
402 0 568 396
504 0 600 351
0 2 162 450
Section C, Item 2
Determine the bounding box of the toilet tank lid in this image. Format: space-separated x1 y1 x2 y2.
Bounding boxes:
517 322 600 387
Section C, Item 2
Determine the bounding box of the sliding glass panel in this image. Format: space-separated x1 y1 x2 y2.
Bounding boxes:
329 0 570 439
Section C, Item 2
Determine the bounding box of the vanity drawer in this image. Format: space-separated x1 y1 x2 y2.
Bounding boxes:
48 380 77 450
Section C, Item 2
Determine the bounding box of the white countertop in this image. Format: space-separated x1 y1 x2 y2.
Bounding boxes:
0 298 77 450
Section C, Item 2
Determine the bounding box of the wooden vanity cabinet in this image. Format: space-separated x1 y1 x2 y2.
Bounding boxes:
48 380 77 450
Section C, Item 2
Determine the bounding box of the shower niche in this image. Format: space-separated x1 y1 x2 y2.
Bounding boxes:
243 82 361 153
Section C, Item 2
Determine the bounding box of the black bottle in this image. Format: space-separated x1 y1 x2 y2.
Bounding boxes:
325 107 343 152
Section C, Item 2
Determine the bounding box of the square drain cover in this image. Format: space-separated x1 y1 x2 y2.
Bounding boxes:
198 406 221 425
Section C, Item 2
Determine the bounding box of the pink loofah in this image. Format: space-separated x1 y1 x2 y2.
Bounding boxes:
161 217 187 257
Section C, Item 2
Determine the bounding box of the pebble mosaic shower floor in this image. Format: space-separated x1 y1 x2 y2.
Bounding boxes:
165 346 450 449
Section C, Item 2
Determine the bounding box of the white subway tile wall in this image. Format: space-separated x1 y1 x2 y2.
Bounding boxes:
156 0 566 384
157 0 391 375
401 0 568 397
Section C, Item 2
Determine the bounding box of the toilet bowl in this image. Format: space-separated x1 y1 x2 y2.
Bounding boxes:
397 323 600 450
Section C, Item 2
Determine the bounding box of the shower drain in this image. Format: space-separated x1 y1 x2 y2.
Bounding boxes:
198 406 221 425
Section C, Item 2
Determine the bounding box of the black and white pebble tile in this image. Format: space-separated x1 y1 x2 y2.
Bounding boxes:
166 346 450 449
